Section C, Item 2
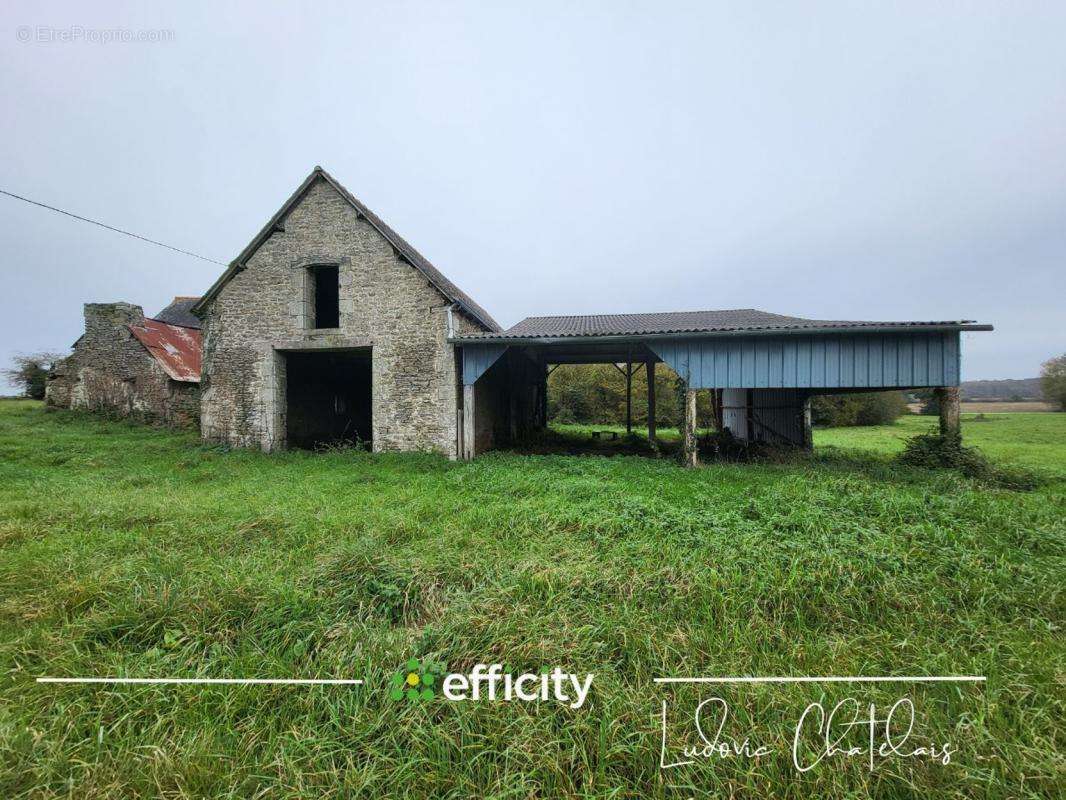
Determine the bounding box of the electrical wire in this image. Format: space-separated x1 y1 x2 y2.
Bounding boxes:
0 187 226 266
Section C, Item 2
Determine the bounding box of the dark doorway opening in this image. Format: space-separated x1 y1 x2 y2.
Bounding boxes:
312 265 340 328
285 349 371 449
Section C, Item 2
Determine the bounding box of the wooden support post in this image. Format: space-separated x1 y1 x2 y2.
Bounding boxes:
462 383 475 460
683 387 699 467
507 358 518 444
937 386 960 439
647 360 657 445
625 360 632 435
746 389 755 444
539 364 548 429
802 395 813 450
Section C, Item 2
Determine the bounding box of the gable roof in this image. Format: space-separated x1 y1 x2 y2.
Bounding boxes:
454 308 992 341
154 296 202 329
191 166 501 332
128 318 202 382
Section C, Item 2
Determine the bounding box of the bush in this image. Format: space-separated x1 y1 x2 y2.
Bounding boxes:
898 432 1039 490
898 432 988 473
811 391 908 427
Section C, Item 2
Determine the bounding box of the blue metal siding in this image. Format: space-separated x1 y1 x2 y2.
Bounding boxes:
650 331 961 389
462 344 507 385
750 389 807 446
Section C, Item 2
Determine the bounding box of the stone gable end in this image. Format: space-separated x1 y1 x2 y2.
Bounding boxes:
200 176 477 456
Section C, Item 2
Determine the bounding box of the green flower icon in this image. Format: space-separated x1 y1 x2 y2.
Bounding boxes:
390 657 445 702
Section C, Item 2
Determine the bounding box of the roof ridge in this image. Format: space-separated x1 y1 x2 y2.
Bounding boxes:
520 307 788 320
468 309 989 341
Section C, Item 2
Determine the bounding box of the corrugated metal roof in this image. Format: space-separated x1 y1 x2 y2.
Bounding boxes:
128 319 202 382
154 296 202 329
454 308 984 340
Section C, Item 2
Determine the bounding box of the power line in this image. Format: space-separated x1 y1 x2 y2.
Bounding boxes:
0 187 227 266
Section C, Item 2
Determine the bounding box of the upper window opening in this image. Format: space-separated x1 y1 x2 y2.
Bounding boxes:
313 265 339 329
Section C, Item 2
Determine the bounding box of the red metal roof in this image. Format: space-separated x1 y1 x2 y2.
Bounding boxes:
128 318 202 382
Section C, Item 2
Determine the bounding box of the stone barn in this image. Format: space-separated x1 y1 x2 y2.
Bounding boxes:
194 166 991 462
191 166 509 455
46 298 202 427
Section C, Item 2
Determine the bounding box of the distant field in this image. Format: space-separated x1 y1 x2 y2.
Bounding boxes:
909 401 1054 413
962 401 1055 413
0 400 1062 798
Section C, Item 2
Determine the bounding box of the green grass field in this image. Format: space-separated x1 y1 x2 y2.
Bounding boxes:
1 401 1062 798
816 413 1066 474
550 414 1066 475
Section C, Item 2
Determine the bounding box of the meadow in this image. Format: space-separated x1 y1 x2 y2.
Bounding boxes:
0 400 1062 798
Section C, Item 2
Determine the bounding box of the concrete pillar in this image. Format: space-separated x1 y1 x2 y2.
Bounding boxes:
647 360 657 445
683 387 699 467
462 383 475 460
937 386 960 438
721 388 749 441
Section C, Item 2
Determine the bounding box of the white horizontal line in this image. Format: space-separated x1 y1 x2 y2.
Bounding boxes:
654 676 986 684
37 677 363 686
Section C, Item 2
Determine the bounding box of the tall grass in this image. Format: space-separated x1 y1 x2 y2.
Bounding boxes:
0 402 1062 798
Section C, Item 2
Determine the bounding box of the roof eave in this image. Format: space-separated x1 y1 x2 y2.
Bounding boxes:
190 261 241 317
450 323 994 346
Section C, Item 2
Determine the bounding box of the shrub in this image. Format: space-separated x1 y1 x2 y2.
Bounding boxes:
898 432 1039 490
811 391 908 427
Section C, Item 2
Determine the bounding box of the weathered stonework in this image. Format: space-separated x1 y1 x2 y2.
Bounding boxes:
198 176 493 456
46 303 200 428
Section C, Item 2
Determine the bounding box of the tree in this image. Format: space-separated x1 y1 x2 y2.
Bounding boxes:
1041 354 1066 411
3 352 66 400
547 362 712 428
913 388 939 416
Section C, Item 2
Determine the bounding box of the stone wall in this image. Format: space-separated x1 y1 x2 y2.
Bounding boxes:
45 359 74 408
199 176 489 456
168 380 201 429
45 302 199 428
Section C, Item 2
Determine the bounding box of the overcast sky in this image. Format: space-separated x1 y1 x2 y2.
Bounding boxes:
3 2 1064 390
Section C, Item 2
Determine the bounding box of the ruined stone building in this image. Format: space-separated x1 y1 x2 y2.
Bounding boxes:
46 298 202 427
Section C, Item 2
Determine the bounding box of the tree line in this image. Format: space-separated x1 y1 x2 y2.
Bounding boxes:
546 362 908 427
547 353 1066 428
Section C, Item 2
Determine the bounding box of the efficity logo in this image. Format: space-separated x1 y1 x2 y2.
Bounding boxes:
390 659 595 709
390 658 445 702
